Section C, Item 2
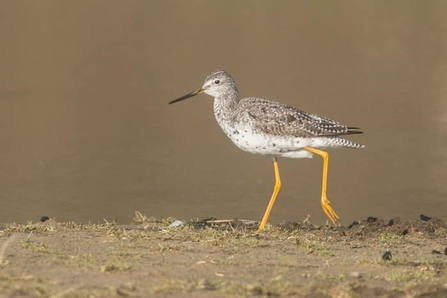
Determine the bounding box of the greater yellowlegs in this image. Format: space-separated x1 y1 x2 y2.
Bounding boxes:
169 70 364 232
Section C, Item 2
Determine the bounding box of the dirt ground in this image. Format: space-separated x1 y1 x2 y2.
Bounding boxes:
1 213 447 298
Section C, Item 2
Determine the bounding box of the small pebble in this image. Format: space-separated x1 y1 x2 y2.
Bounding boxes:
367 216 377 223
420 214 432 221
169 220 185 227
40 216 50 222
348 221 359 228
382 250 392 261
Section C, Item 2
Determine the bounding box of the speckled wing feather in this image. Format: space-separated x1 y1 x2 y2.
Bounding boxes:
237 97 362 138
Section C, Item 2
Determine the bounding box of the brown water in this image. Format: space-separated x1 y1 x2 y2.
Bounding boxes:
1 1 447 224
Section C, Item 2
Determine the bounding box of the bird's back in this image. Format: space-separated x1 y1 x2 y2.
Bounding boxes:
234 96 363 139
213 96 365 158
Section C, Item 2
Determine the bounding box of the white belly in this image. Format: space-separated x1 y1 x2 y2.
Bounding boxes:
222 126 322 159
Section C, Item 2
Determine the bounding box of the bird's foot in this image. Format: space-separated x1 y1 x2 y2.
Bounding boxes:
321 196 340 226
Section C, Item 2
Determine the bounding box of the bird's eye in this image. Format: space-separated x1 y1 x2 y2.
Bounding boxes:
214 79 220 84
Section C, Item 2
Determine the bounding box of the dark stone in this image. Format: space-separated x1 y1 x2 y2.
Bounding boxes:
367 216 377 223
420 214 432 221
382 250 392 261
348 221 359 228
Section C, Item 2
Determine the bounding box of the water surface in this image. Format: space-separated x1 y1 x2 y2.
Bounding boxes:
1 1 446 224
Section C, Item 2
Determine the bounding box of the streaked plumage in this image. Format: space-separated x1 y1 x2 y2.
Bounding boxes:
169 70 364 231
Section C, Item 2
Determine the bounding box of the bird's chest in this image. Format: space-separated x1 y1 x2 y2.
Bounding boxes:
213 100 298 155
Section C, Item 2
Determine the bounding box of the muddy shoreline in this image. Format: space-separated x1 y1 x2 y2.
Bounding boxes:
1 215 447 297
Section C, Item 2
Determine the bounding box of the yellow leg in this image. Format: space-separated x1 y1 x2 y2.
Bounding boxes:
258 157 281 232
304 146 340 225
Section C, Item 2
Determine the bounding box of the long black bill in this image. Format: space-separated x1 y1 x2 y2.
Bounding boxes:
169 88 204 105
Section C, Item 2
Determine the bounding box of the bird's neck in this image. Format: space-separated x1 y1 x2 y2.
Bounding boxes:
213 88 239 131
